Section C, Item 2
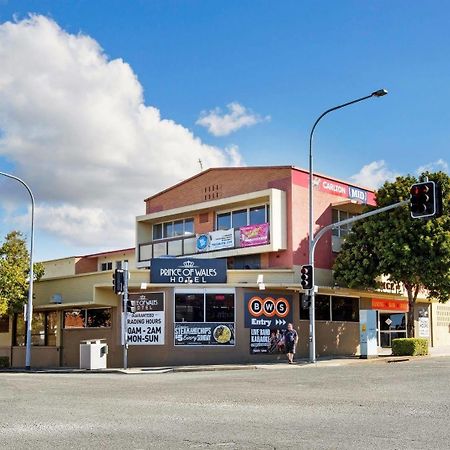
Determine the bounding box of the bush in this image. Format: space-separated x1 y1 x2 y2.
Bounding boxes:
0 356 10 368
391 338 429 356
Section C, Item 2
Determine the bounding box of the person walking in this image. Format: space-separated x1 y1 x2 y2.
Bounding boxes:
284 323 298 364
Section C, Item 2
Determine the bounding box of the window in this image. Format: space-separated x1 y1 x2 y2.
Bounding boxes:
175 293 204 322
100 262 112 271
217 213 231 230
0 316 9 333
331 296 359 322
14 312 57 346
232 209 247 228
175 290 235 323
315 295 331 321
153 218 194 240
216 204 269 230
332 210 357 237
115 260 129 270
249 206 266 225
205 294 235 322
63 308 111 328
299 295 359 322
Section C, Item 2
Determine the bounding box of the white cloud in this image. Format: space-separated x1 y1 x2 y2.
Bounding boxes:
196 102 270 136
350 160 399 189
0 15 244 251
416 159 449 175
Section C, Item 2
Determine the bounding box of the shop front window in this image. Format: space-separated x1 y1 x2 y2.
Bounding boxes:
14 311 57 346
0 316 9 333
331 296 359 322
315 295 331 321
175 293 204 322
63 308 111 328
205 294 235 322
175 290 235 323
300 295 358 322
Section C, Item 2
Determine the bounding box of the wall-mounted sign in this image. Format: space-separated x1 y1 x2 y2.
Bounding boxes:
250 328 287 354
371 298 409 312
174 322 235 346
313 176 370 204
418 317 429 338
151 258 227 284
126 292 165 345
196 229 235 253
244 293 293 329
240 223 270 248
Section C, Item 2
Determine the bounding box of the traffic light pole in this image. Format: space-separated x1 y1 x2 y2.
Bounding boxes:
122 261 129 370
308 198 409 363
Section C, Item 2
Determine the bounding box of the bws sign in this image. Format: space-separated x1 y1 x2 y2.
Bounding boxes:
244 293 293 329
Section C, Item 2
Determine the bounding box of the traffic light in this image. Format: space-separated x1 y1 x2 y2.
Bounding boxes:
112 269 125 294
126 300 137 313
410 181 442 219
301 294 311 309
300 264 313 290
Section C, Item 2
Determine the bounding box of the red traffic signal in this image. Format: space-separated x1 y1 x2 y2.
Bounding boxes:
300 264 314 290
410 181 441 219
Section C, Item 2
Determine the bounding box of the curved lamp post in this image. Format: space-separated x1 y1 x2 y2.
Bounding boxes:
0 172 35 370
308 89 388 363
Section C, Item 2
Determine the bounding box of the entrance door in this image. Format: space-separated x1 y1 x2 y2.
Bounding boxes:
379 313 407 347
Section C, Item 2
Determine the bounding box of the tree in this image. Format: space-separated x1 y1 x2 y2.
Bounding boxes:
333 172 450 337
0 231 44 316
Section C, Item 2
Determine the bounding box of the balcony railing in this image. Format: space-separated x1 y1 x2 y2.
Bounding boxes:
138 225 271 263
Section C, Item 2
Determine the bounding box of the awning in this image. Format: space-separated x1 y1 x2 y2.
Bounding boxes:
330 199 370 214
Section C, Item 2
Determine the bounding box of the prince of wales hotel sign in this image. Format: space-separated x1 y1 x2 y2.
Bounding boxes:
150 258 227 284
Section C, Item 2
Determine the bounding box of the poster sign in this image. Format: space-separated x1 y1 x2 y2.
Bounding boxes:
418 317 430 338
151 258 227 284
174 322 235 346
244 293 293 328
250 328 287 354
126 292 165 345
196 229 235 252
240 223 270 248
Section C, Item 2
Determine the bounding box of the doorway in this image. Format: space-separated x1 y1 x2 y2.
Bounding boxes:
378 312 407 348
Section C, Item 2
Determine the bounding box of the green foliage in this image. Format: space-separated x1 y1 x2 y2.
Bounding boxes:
334 172 450 303
0 356 9 368
0 231 44 315
391 338 429 356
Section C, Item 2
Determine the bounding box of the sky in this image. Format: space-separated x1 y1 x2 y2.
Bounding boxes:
0 1 449 261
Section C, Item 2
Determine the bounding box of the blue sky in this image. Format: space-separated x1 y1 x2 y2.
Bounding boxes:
0 1 449 260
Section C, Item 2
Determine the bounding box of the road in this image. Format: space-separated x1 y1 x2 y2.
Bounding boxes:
1 357 449 449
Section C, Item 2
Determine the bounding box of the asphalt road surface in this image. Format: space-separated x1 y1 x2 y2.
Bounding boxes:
1 357 449 449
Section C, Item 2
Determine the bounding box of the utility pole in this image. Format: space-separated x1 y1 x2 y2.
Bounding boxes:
122 261 129 369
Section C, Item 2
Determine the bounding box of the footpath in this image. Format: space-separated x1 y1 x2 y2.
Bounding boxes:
2 348 450 375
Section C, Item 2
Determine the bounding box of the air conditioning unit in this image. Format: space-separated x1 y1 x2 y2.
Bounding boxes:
50 293 62 304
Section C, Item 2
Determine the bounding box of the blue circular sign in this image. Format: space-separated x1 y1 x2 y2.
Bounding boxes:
196 234 209 251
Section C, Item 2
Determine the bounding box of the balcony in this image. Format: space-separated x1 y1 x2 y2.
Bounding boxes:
138 224 272 264
136 188 287 268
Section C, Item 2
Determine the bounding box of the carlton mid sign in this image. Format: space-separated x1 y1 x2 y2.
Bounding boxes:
244 293 293 328
150 258 227 284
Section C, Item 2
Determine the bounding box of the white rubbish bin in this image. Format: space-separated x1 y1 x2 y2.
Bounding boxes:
79 339 108 369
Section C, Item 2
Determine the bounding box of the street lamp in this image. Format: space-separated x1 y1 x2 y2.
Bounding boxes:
307 89 388 363
0 172 35 370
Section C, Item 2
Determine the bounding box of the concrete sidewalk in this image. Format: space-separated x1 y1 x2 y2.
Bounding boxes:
2 346 450 375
